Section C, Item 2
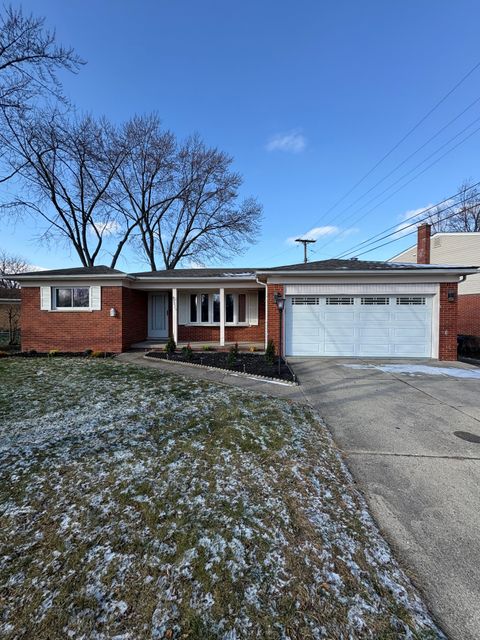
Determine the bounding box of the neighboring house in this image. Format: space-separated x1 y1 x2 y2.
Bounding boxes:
14 258 479 360
390 224 480 336
0 286 21 342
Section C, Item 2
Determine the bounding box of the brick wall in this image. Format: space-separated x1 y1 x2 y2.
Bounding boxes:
21 286 149 353
122 288 148 349
177 325 220 342
21 287 124 352
438 282 458 360
417 223 431 264
457 294 480 336
266 284 284 354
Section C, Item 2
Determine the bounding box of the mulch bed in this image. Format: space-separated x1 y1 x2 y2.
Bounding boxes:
146 351 296 382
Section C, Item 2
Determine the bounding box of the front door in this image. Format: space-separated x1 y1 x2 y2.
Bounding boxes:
149 294 168 338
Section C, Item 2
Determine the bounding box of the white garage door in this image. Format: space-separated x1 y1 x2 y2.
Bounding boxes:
285 295 433 357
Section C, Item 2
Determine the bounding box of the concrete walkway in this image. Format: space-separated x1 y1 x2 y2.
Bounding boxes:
115 352 304 401
289 357 480 640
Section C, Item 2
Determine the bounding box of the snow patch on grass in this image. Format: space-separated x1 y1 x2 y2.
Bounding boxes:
0 359 444 639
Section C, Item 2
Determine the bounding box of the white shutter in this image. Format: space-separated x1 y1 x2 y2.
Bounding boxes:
247 291 259 325
178 292 189 324
40 286 51 310
90 286 101 310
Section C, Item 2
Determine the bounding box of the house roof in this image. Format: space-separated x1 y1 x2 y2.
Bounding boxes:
14 265 127 277
256 258 479 273
131 268 257 279
9 258 479 283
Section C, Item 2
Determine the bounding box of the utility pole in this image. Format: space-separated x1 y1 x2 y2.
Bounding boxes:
295 238 317 263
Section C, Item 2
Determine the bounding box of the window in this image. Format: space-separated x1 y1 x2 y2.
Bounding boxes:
186 291 252 324
396 297 426 305
226 293 234 322
55 287 90 309
238 294 246 323
325 296 353 305
292 296 320 305
361 296 389 305
190 294 197 322
201 294 209 322
213 293 220 323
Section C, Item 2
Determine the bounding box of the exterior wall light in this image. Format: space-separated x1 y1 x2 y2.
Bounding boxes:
110 307 118 317
273 292 286 374
447 290 456 303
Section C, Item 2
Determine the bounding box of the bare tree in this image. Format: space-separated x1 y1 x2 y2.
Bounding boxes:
0 248 29 287
0 5 83 110
108 114 179 268
427 180 480 232
0 111 130 267
0 249 29 344
117 129 262 270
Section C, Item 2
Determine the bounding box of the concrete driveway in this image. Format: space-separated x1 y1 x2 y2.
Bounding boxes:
289 357 480 640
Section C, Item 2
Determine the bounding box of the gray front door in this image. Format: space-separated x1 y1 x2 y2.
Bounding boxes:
149 294 168 338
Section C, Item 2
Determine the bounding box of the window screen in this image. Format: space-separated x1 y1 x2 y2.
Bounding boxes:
325 297 354 305
291 296 320 305
361 296 389 305
396 297 426 305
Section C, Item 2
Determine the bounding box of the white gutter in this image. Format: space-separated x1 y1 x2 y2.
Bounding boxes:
12 274 134 281
256 277 268 350
255 268 479 276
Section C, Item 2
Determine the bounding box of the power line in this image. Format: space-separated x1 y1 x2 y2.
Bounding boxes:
304 58 480 232
315 94 480 228
347 202 480 259
314 121 480 255
335 180 480 258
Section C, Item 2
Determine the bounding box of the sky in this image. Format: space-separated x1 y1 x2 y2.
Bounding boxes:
2 0 480 271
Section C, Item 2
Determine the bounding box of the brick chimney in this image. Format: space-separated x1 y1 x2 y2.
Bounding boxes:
417 223 431 264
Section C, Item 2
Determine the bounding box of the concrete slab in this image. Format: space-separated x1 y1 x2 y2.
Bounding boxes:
289 357 480 640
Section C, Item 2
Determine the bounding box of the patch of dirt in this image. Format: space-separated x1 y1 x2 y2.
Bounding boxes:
146 351 296 382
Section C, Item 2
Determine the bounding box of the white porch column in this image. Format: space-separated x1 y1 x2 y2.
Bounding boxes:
219 287 225 346
172 288 178 344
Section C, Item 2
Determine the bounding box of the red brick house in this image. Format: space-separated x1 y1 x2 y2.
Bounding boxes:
15 258 478 360
390 224 480 337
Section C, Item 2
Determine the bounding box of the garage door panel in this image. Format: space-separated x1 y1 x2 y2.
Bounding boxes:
394 327 427 338
324 343 357 356
359 311 392 322
358 344 391 356
324 311 355 321
286 294 433 358
325 327 356 338
359 326 391 338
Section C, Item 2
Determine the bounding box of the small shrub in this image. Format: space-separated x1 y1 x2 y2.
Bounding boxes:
48 349 59 357
29 349 37 356
91 350 104 358
181 343 193 360
249 345 257 352
265 339 276 365
202 345 214 351
165 336 176 355
227 345 237 367
84 349 93 356
232 342 239 357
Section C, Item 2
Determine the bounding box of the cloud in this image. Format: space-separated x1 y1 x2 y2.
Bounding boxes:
394 205 435 237
286 226 338 245
92 220 121 236
266 130 307 153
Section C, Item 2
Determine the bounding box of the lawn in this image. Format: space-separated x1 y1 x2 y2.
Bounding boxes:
0 358 442 639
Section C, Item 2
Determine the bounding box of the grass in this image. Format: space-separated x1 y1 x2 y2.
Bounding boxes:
0 358 443 639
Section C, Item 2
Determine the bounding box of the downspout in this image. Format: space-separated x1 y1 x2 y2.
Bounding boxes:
255 277 268 351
